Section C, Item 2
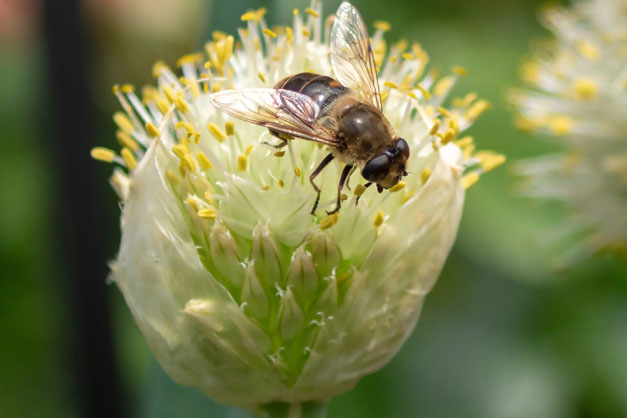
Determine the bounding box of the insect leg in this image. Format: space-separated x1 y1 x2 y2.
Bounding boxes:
355 182 373 206
263 138 288 149
327 164 354 215
309 153 335 215
344 165 357 191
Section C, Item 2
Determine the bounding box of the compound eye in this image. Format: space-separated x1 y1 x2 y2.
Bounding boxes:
362 154 391 182
396 138 410 158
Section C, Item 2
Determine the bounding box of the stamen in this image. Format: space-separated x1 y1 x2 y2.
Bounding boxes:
320 214 339 230
207 122 227 141
462 172 479 189
91 147 116 163
373 211 385 227
121 147 137 170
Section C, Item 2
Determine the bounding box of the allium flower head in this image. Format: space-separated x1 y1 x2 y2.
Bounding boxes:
92 1 502 410
511 0 627 258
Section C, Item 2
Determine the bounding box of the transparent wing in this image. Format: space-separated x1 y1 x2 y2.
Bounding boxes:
209 89 338 147
330 2 382 110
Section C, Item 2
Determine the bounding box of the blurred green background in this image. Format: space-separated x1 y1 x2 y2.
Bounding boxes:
1 0 625 417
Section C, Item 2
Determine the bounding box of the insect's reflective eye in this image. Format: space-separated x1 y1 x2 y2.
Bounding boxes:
396 138 410 158
362 154 391 182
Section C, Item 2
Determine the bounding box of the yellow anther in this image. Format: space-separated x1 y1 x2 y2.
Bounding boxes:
549 115 573 135
305 8 319 17
258 72 266 83
212 30 227 40
156 100 170 115
465 100 490 120
320 213 339 230
476 151 506 172
577 41 599 61
185 196 199 211
204 191 214 204
274 151 285 157
171 144 186 159
211 83 222 93
390 55 398 63
112 84 119 94
175 121 194 132
429 119 441 135
165 169 179 185
383 81 398 89
207 122 227 142
198 208 217 219
373 210 385 227
113 112 134 134
237 154 247 172
225 121 235 136
286 27 293 44
152 60 168 78
263 28 277 38
293 8 298 16
121 147 137 170
241 11 258 21
573 78 598 100
416 84 431 99
116 131 139 151
174 96 190 113
262 185 270 191
90 147 115 163
441 128 456 144
245 145 253 155
278 179 285 187
374 20 391 31
389 181 406 193
453 66 467 76
402 53 414 60
437 106 452 118
434 76 455 96
521 60 540 84
176 53 203 67
121 84 134 94
455 136 473 147
183 154 197 172
162 85 176 103
462 172 480 189
302 29 311 37
401 191 415 204
354 184 367 197
294 167 302 177
196 151 213 170
145 121 161 137
420 168 431 184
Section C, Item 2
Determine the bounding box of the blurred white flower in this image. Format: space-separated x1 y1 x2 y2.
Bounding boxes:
92 1 502 412
511 0 627 260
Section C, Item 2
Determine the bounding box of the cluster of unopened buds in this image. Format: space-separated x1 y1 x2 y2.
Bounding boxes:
92 1 504 413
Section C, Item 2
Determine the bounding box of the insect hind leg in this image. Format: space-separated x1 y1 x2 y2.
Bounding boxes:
327 164 353 215
309 153 335 215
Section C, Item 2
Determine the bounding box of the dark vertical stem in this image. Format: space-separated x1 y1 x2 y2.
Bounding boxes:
41 1 124 417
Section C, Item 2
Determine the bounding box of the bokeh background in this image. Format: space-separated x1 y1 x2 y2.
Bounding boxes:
1 0 626 417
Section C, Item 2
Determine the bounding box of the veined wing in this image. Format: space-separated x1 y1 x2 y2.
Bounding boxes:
330 2 382 111
209 89 338 147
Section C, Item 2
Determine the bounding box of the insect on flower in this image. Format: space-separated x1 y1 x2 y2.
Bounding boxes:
209 2 409 215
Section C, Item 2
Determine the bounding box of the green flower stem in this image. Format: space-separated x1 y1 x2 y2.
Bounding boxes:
256 401 328 418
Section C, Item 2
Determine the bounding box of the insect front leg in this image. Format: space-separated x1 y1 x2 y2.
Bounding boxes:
309 153 335 215
327 164 353 215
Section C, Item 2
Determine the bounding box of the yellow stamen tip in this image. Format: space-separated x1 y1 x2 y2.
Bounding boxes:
121 147 137 170
116 131 139 151
225 121 235 136
453 66 467 76
237 154 247 172
320 213 339 230
295 167 301 177
573 78 598 100
274 151 285 157
373 210 385 227
420 168 431 184
245 145 253 155
549 115 573 136
374 20 391 31
354 184 367 197
121 84 134 94
207 122 227 142
462 172 480 189
112 84 120 94
196 151 213 170
113 112 134 134
258 72 266 83
145 121 161 137
429 119 441 135
384 81 398 89
263 28 277 38
389 181 406 192
90 147 115 163
305 8 319 17
198 208 217 219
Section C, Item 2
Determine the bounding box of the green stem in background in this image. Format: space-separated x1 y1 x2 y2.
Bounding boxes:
256 401 328 418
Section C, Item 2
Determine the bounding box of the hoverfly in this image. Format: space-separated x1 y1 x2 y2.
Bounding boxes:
209 2 409 214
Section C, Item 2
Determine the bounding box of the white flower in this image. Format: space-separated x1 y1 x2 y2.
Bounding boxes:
511 0 627 259
92 1 502 411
